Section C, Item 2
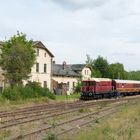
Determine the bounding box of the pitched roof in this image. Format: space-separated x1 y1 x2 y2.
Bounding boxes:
53 64 80 77
0 41 54 58
33 41 54 57
70 64 86 71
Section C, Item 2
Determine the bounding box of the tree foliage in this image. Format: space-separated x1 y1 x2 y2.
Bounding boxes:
0 32 36 87
108 63 127 79
93 56 109 78
127 71 140 80
85 55 140 80
91 69 102 78
86 54 94 67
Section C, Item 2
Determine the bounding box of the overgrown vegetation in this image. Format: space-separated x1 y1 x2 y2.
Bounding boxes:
0 33 56 103
1 81 55 101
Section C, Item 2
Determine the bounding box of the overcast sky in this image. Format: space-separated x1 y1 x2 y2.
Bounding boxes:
0 0 140 71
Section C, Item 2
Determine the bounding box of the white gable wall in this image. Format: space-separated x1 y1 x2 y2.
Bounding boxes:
24 47 52 90
82 67 91 80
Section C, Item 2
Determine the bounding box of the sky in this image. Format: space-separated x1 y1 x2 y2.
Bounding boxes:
0 0 140 71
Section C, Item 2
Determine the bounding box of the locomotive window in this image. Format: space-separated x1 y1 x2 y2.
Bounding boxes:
87 82 90 86
82 81 95 86
90 82 95 86
134 84 140 88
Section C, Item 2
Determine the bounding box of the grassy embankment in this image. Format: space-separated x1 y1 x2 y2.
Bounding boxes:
0 82 56 109
62 100 140 140
55 94 80 101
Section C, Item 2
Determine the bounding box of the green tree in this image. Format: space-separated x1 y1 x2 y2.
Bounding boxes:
108 63 127 79
85 54 94 67
91 69 102 78
94 56 109 78
0 32 36 87
127 71 140 80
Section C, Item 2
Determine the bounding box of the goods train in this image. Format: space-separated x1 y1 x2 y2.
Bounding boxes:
80 78 140 100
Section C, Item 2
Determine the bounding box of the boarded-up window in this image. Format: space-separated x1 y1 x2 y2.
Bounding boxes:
37 49 39 56
36 63 39 72
44 81 47 88
44 64 47 73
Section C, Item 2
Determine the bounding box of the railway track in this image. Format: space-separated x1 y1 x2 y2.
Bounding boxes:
11 102 127 140
0 95 140 140
0 97 130 127
0 95 139 118
0 99 118 130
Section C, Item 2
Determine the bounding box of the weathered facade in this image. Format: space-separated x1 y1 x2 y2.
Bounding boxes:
23 41 54 90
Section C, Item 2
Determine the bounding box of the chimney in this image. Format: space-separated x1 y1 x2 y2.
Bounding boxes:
62 61 66 69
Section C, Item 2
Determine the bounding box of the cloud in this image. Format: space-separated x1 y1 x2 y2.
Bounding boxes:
52 0 110 10
0 0 140 70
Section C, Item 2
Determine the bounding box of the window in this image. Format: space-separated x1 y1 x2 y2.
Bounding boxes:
44 53 46 57
36 63 39 72
37 49 39 56
73 82 75 89
44 81 47 88
85 70 86 75
67 82 70 90
44 64 47 73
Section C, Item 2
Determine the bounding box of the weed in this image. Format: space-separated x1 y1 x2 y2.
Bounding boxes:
128 127 134 140
43 133 58 140
0 130 11 139
95 119 100 123
78 108 91 113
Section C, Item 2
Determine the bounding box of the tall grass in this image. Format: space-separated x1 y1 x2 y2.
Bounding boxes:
61 101 140 140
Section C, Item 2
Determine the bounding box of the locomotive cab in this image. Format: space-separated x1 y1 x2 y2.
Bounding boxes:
81 78 113 100
81 80 96 99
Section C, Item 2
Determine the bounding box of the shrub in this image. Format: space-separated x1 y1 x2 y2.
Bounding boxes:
2 82 56 101
2 86 21 101
74 81 82 93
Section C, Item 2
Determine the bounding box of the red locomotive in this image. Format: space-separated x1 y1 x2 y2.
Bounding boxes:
81 78 140 100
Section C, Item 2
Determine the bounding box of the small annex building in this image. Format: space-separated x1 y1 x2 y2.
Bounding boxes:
52 62 91 95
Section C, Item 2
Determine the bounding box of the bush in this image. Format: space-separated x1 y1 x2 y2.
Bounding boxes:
74 81 82 93
2 82 56 101
2 86 21 101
